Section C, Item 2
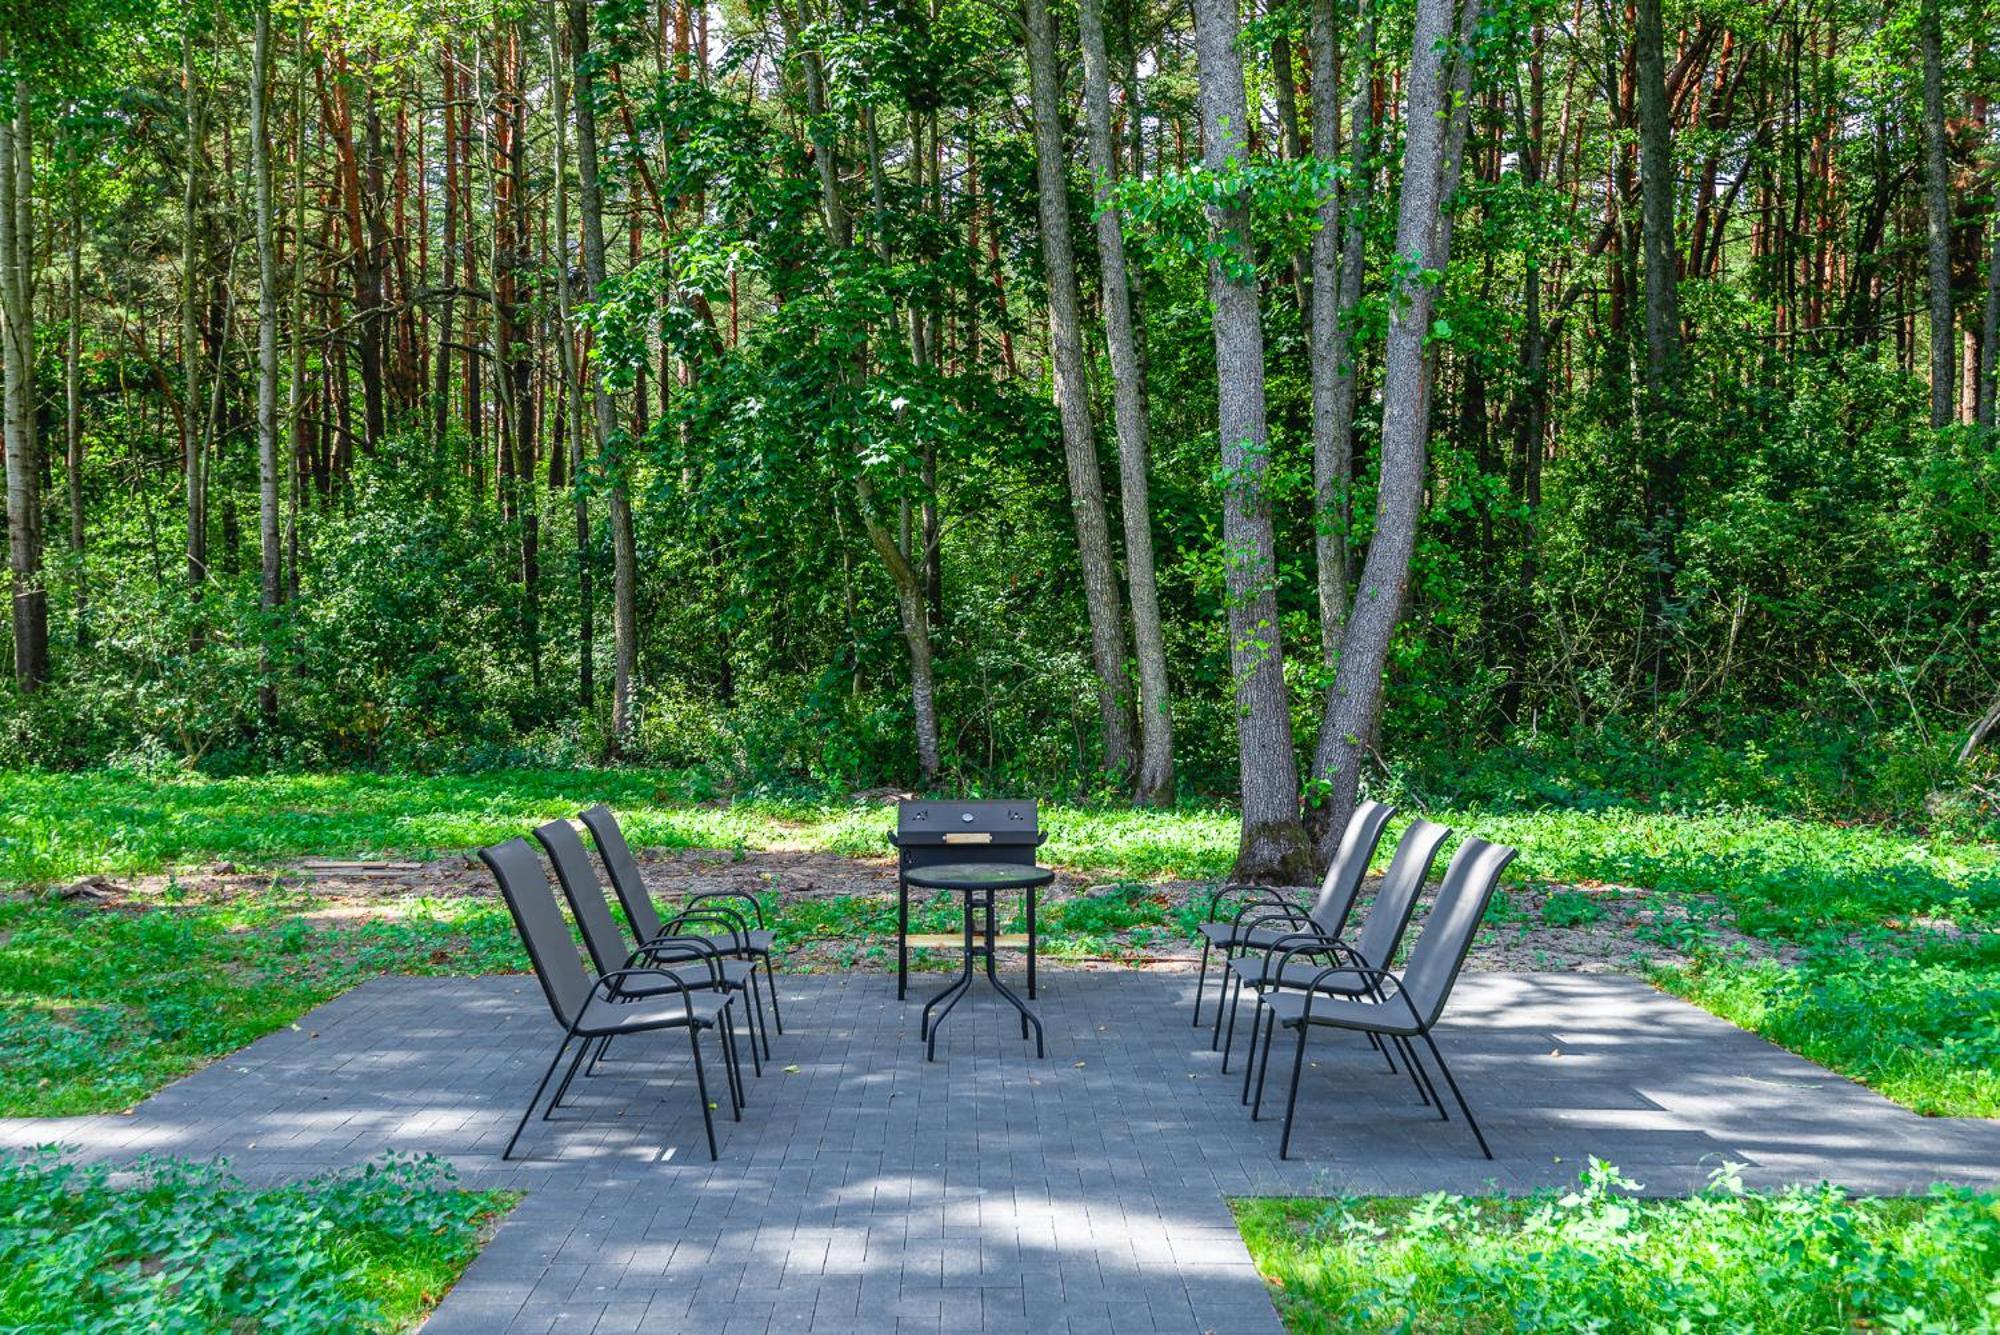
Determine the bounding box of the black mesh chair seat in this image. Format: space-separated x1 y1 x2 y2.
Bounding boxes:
577 987 734 1035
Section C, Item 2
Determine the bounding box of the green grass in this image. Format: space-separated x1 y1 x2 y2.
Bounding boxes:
0 1150 514 1332
1233 1160 2000 1334
0 893 523 1116
2 766 1996 1117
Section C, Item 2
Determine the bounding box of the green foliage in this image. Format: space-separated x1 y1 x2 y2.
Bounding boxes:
1659 939 2000 1118
0 1150 511 1332
1232 1160 2000 1335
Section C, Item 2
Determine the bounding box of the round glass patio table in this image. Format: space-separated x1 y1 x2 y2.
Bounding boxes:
903 863 1053 1061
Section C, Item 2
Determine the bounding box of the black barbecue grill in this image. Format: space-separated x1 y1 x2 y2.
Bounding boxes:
888 800 1048 1001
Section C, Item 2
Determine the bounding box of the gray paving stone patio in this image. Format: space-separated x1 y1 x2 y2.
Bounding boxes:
6 969 1998 1333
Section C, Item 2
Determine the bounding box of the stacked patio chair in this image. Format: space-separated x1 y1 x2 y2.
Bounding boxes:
580 804 784 1037
479 837 749 1161
1240 835 1518 1159
1189 799 1395 1035
534 819 772 1069
1214 817 1452 1089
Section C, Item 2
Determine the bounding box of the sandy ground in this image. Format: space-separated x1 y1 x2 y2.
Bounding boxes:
60 842 1797 977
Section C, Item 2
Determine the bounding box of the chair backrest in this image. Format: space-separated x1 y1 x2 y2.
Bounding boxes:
1347 817 1451 970
1307 799 1397 934
534 819 633 975
577 805 665 942
1398 837 1518 1028
479 838 593 1029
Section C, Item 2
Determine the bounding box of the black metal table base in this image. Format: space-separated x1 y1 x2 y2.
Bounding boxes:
919 887 1045 1061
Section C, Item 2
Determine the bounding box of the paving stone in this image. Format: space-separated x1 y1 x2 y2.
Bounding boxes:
4 971 1996 1333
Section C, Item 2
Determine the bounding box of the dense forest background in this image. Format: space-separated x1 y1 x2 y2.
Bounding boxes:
0 0 1996 874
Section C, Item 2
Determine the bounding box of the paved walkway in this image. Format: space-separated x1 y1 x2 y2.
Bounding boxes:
6 970 1998 1333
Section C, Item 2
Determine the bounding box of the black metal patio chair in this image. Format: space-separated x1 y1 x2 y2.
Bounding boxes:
1190 799 1395 1038
1251 836 1518 1160
479 838 743 1162
1217 816 1452 1087
535 818 769 1071
578 803 785 1035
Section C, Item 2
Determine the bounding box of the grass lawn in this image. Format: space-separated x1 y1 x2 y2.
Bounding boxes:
0 1150 513 1332
0 766 1995 1116
1233 1160 2000 1334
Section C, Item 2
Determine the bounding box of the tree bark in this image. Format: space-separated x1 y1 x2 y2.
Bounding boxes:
254 1 282 727
549 7 593 710
0 50 48 689
1022 0 1137 784
182 23 208 626
569 0 640 749
1189 0 1313 882
1311 0 1470 860
65 163 85 641
1979 101 2000 431
1921 0 1954 428
1080 0 1175 804
1304 0 1374 843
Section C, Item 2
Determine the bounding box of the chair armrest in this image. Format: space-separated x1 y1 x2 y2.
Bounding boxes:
1262 934 1360 982
666 906 750 951
1201 883 1297 924
625 934 727 986
1297 964 1422 1030
591 965 706 1023
689 889 768 929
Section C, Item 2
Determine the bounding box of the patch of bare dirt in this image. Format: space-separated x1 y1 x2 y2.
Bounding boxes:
60 845 1802 975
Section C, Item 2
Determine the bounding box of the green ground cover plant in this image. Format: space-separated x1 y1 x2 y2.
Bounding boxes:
0 1151 513 1332
1233 1160 2000 1334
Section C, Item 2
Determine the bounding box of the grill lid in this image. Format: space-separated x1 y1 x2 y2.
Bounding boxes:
893 799 1039 844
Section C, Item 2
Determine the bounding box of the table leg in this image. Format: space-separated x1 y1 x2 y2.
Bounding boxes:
921 890 981 1060
897 864 909 1001
1026 884 1038 1000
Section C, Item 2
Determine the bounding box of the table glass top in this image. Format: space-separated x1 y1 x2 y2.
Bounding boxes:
903 862 1055 890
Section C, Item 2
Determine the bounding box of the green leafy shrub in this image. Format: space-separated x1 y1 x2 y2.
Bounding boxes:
0 1151 512 1331
1234 1160 2000 1334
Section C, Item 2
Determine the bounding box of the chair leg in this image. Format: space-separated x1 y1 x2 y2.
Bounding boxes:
761 953 784 1034
1421 1032 1492 1160
585 1034 612 1076
719 1012 745 1119
1210 948 1234 1049
1251 1007 1277 1120
1395 1035 1442 1111
687 1024 719 1161
1279 1021 1310 1161
1191 939 1212 1027
546 1036 593 1118
748 969 773 1062
504 1035 575 1161
1220 975 1244 1074
1241 999 1266 1105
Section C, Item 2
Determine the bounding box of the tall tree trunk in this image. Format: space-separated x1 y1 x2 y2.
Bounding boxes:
435 45 457 449
550 7 593 709
1921 0 1954 428
253 1 282 727
1189 0 1313 882
65 168 85 642
0 50 48 689
182 23 208 630
1304 0 1375 844
1635 0 1682 671
1022 0 1137 783
1981 124 2000 430
1308 0 1369 656
1080 0 1175 804
568 0 640 748
1311 0 1472 858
